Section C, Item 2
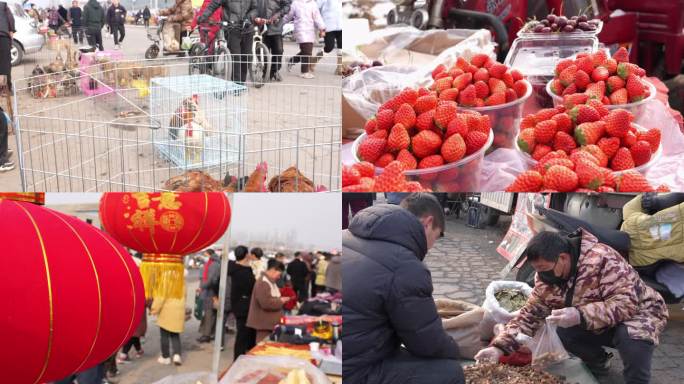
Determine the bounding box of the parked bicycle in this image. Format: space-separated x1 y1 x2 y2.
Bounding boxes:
188 20 232 81
250 19 272 89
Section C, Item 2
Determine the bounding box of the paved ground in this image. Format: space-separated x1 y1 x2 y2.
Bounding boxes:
427 213 684 384
2 25 340 192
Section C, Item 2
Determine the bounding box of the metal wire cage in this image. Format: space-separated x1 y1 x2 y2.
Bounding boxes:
13 54 341 192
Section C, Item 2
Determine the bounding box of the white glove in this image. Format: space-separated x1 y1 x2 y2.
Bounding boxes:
474 346 503 363
546 307 581 328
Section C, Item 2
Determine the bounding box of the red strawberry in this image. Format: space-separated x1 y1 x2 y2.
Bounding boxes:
604 58 618 75
569 105 601 124
626 74 646 102
375 153 395 168
393 89 418 108
553 131 577 154
583 145 609 167
617 62 640 80
656 184 671 192
612 47 629 63
387 123 410 152
598 137 621 159
511 69 524 81
405 181 427 192
630 140 652 166
342 166 361 187
432 64 446 79
544 165 579 192
371 129 388 139
486 92 506 106
574 121 606 146
375 161 407 192
446 114 469 138
563 93 589 108
591 66 610 82
513 80 528 98
609 88 628 105
455 57 470 71
592 50 608 67
622 130 637 148
506 170 543 192
537 158 575 175
574 70 591 90
458 84 477 107
474 80 489 99
418 154 445 170
353 161 376 178
532 144 552 161
551 113 573 134
536 149 567 165
520 114 537 130
562 84 578 96
535 108 559 122
575 160 604 190
585 81 606 99
611 147 635 171
474 98 485 107
576 56 595 75
448 67 465 79
550 79 565 95
434 102 458 130
376 109 394 131
555 59 574 76
488 63 508 79
433 77 454 93
441 133 467 163
558 64 577 87
414 95 438 114
453 73 473 90
439 88 459 102
606 76 625 94
358 136 386 163
394 104 416 128
570 150 599 166
473 67 490 82
467 113 491 135
434 71 449 81
502 72 515 88
396 148 417 170
488 78 507 95
471 53 490 68
412 130 443 158
587 99 610 117
517 128 536 153
364 118 377 135
637 128 661 152
416 110 436 131
342 183 373 192
465 131 488 155
534 120 558 144
505 88 518 103
605 109 632 138
417 87 431 97
616 171 655 192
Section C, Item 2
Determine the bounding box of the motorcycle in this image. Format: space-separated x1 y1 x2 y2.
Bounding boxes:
145 16 198 59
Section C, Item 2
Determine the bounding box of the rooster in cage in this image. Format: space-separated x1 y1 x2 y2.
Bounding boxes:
168 94 214 163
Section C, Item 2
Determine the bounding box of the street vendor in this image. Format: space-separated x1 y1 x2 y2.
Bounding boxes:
343 193 464 384
158 0 194 52
475 230 669 384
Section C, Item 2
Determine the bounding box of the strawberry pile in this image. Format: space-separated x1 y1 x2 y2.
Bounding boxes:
517 101 661 171
507 167 669 192
548 47 650 105
342 161 431 192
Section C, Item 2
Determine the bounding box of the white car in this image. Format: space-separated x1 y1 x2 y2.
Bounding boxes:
9 3 44 66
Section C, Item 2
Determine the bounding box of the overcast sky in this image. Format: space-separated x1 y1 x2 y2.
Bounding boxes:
46 193 341 250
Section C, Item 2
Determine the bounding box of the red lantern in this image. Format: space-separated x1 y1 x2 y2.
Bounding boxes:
0 199 145 383
99 192 231 299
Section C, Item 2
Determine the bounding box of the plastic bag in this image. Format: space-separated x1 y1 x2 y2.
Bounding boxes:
151 372 216 384
530 320 570 369
480 281 533 340
219 355 331 384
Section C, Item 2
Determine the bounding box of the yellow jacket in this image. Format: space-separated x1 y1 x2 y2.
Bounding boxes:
151 292 187 334
621 194 684 267
315 259 328 286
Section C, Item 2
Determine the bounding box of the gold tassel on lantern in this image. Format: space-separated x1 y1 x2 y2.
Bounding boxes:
140 254 185 300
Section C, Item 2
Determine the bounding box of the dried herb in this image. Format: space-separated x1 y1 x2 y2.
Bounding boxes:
464 363 569 384
495 289 528 312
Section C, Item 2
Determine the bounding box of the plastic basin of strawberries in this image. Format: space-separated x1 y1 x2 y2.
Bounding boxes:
352 130 494 192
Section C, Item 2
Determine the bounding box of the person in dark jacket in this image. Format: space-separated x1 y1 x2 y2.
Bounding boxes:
198 249 221 343
58 5 68 28
342 193 464 384
229 245 257 360
0 2 15 172
287 251 310 303
69 1 84 44
255 0 290 81
106 0 126 49
199 0 258 84
142 5 151 28
82 0 105 50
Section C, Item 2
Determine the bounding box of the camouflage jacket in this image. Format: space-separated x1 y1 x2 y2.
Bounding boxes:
493 229 668 354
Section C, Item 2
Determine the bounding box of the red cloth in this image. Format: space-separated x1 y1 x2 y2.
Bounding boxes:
191 0 222 46
202 257 214 283
280 286 298 311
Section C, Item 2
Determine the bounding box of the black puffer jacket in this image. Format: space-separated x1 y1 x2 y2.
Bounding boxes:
342 204 460 383
82 0 105 31
256 0 291 35
201 0 258 31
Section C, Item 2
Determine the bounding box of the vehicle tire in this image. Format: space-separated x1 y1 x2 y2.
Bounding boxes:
10 40 23 67
387 8 399 25
410 9 429 30
188 43 206 75
145 44 159 59
516 259 536 287
214 46 231 82
249 42 270 89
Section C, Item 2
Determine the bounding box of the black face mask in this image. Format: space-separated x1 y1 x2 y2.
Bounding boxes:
538 258 568 286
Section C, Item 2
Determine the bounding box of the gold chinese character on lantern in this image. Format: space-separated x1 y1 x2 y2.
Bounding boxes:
131 193 152 209
159 211 184 232
153 192 182 210
127 208 158 232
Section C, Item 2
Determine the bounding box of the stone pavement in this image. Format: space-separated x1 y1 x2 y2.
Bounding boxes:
426 214 684 384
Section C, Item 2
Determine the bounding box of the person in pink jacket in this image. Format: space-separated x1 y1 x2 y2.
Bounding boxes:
283 0 325 79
